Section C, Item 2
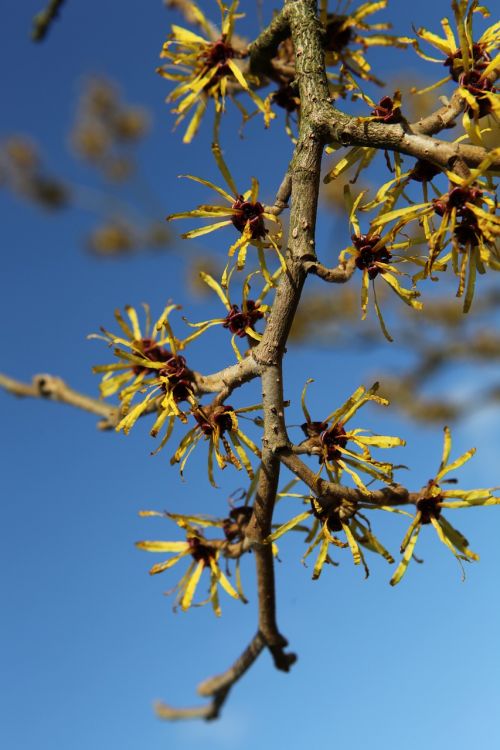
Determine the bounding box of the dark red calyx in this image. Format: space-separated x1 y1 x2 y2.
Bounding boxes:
433 185 482 218
352 234 391 279
132 338 171 374
444 43 491 81
416 487 443 525
222 300 264 338
195 405 234 436
158 354 194 402
324 15 353 53
459 69 495 117
187 536 214 565
371 95 403 124
320 423 348 462
410 159 441 183
200 37 235 79
231 197 266 239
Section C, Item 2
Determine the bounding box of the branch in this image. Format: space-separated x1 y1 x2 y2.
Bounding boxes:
155 632 265 721
279 448 418 510
304 256 356 283
319 106 499 171
31 0 67 41
412 89 464 136
247 6 291 79
0 373 118 429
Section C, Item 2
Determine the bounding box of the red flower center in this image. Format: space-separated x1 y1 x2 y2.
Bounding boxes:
352 234 391 279
198 37 236 85
231 197 266 239
371 96 403 124
187 536 214 565
158 353 193 402
410 159 441 183
222 301 264 337
194 405 234 436
433 186 483 247
132 338 171 374
320 423 348 462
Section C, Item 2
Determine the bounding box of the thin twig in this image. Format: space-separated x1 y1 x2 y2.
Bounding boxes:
31 0 67 41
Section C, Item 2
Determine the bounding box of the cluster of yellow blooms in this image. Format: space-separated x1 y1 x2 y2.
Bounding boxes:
89 1 499 609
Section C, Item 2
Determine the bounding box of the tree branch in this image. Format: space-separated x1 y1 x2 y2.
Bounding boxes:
155 632 265 721
0 373 118 429
31 0 67 41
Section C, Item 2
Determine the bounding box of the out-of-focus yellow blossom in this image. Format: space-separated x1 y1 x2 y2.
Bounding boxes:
319 1 412 86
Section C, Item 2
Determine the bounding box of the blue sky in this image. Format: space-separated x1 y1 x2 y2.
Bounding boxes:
1 2 499 749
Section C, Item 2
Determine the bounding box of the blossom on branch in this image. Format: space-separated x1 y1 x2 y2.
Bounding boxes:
320 0 412 86
390 426 500 585
167 144 285 283
299 380 406 490
91 304 196 446
136 511 245 615
158 0 272 142
171 403 262 487
181 269 276 361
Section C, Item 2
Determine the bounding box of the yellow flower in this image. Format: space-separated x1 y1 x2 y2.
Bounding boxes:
299 380 406 490
412 1 499 140
91 304 196 446
158 1 272 142
167 144 285 283
181 269 277 361
390 426 500 585
374 170 500 312
171 403 262 488
268 491 395 580
339 188 423 340
320 1 412 86
136 511 246 615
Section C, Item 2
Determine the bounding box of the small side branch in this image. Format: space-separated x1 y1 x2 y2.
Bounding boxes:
265 171 292 216
0 373 118 429
31 0 67 41
248 6 291 78
304 257 356 283
155 632 265 721
279 448 418 509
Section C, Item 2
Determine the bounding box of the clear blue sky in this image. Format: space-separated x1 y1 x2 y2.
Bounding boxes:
1 2 499 749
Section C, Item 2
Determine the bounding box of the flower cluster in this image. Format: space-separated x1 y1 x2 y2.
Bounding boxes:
157 1 272 142
91 304 196 443
413 0 499 138
268 492 395 580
